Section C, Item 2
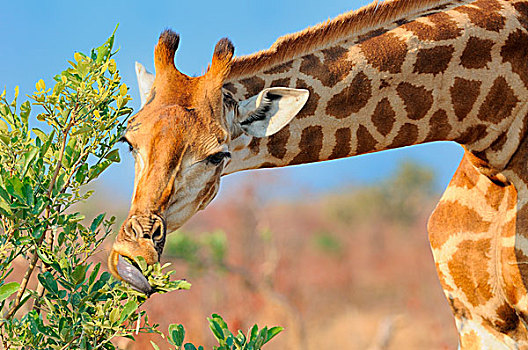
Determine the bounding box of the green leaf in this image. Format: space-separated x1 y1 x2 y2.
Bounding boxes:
88 160 112 180
21 147 39 177
265 327 283 343
184 344 197 350
119 300 138 323
109 308 120 324
38 272 58 295
32 128 48 142
40 129 55 157
71 265 87 286
120 83 128 97
209 320 225 341
88 263 101 286
0 119 8 133
96 26 117 64
133 256 147 273
20 100 31 127
37 249 54 265
0 282 20 302
75 163 89 184
249 324 258 340
71 126 92 136
90 213 105 232
36 79 46 91
6 176 24 201
0 198 13 215
169 324 184 347
0 133 10 145
104 149 120 162
150 341 161 350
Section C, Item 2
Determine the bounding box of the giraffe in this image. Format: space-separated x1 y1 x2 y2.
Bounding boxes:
110 0 528 347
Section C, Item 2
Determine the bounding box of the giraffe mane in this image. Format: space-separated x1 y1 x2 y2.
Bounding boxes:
228 0 454 80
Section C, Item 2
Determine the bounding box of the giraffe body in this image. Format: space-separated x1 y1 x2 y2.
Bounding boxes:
114 0 528 347
222 2 528 346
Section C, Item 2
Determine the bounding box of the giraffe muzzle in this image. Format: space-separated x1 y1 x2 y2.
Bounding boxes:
108 214 167 295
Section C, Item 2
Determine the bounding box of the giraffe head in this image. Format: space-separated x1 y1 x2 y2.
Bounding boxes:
108 30 308 293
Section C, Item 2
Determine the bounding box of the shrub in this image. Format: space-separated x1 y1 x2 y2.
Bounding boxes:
0 29 280 350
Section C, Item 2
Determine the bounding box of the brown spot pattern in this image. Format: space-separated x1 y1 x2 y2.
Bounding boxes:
455 124 488 145
299 47 354 87
329 128 351 160
240 77 266 98
396 82 433 120
477 76 519 124
259 162 277 168
425 109 451 141
326 72 372 119
449 155 479 190
460 37 494 69
295 79 319 119
267 125 290 159
490 131 508 152
371 98 395 137
388 123 418 148
356 125 377 154
501 29 528 88
263 61 293 75
360 33 407 74
247 137 261 155
449 239 494 307
429 200 491 249
321 46 348 62
513 248 528 299
290 126 324 165
413 45 454 75
484 181 506 210
513 2 528 30
494 303 520 334
223 82 237 95
454 0 505 32
270 77 291 87
450 78 481 121
403 12 462 41
356 28 389 44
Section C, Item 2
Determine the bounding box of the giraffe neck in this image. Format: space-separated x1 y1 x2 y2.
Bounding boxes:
224 0 528 177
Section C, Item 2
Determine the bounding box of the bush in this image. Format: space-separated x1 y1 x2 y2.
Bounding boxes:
0 30 280 350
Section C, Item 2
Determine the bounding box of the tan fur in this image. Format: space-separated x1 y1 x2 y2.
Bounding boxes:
228 0 460 79
114 1 528 347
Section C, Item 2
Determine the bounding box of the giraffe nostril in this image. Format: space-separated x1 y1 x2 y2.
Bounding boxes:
127 218 143 240
151 223 163 242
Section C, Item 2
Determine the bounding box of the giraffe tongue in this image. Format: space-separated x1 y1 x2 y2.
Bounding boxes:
116 255 153 296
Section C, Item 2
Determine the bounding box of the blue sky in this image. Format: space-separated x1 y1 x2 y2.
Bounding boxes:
0 0 464 202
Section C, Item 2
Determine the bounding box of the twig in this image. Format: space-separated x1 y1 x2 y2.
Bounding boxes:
4 116 73 319
3 234 44 319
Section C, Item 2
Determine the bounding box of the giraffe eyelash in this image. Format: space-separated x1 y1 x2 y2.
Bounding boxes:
118 136 134 153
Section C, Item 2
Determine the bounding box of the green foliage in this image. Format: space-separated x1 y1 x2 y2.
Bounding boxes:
312 231 343 256
164 230 228 272
152 314 282 350
0 29 281 350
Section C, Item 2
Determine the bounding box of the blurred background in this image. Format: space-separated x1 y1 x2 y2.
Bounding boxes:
1 1 464 348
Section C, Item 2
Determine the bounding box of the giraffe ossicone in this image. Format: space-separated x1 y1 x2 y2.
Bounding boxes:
111 0 528 347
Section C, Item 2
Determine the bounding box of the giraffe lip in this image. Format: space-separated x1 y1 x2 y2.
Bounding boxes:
116 255 153 296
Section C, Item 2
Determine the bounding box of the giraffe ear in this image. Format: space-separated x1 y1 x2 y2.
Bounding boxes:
237 87 309 138
135 62 155 108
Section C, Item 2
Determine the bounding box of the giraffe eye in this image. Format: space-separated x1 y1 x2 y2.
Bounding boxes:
206 151 231 165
